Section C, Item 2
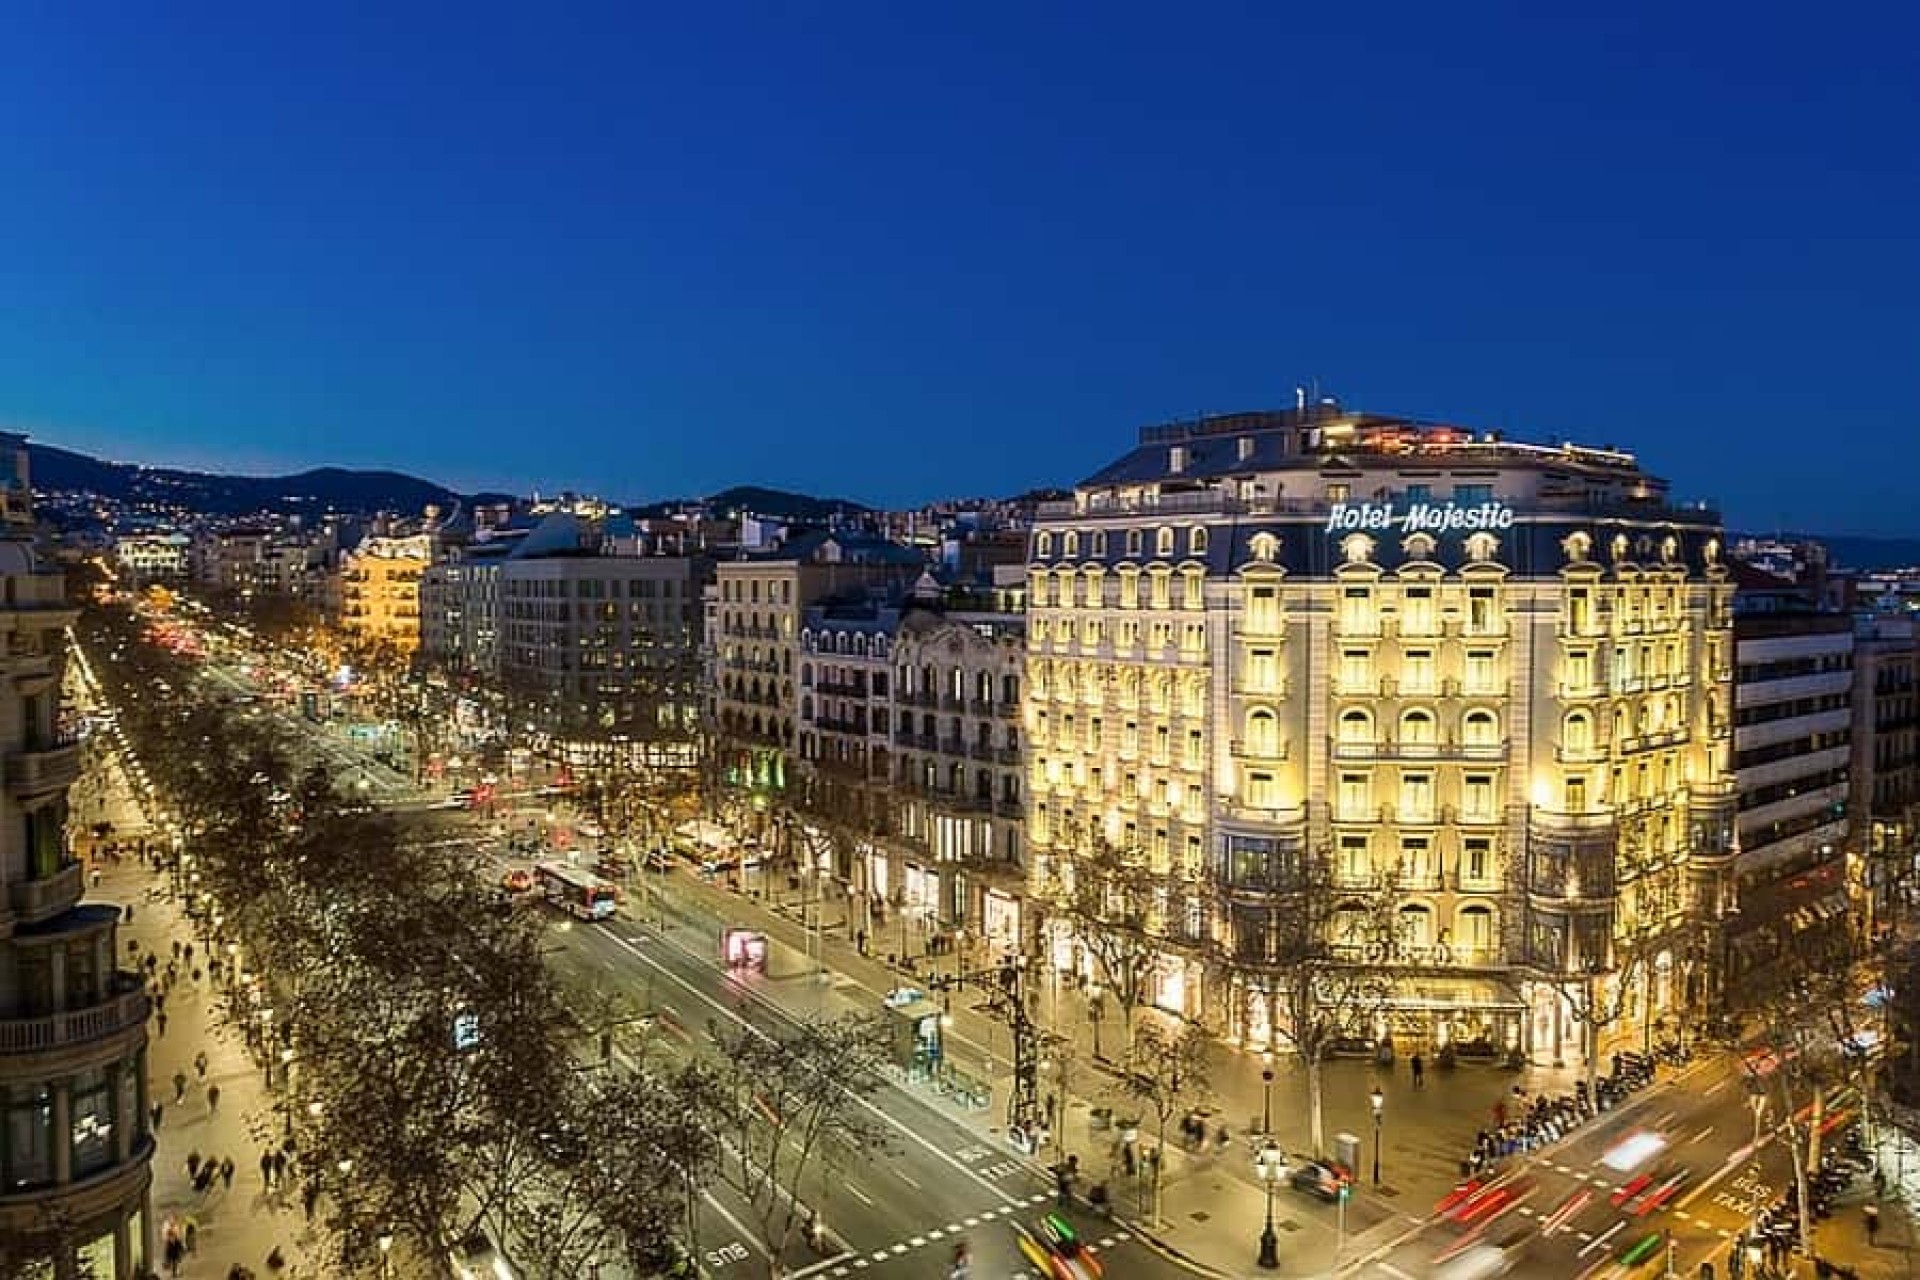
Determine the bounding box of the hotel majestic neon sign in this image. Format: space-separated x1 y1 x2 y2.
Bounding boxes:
1324 501 1516 535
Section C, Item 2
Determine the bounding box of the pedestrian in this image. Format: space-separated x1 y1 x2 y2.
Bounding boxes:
271 1150 287 1187
1411 1053 1425 1088
1866 1201 1881 1243
184 942 194 964
260 1150 274 1188
302 1180 319 1222
195 1051 209 1080
163 1234 185 1276
173 1072 188 1104
187 1150 203 1178
183 1218 198 1253
124 904 135 923
172 940 182 961
220 1156 235 1189
151 1101 165 1130
157 1009 167 1037
207 1083 221 1114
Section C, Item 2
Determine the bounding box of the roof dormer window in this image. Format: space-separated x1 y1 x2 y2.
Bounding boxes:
1169 445 1188 474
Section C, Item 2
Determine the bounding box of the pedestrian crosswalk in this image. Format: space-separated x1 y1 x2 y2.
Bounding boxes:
818 1195 1131 1276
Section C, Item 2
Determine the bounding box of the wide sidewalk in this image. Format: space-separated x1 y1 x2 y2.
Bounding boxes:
78 742 323 1279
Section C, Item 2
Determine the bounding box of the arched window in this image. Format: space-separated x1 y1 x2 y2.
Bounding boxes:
1063 531 1080 558
1399 709 1437 745
1126 528 1143 557
1562 711 1591 752
1397 904 1433 950
1333 904 1372 949
1156 526 1175 557
1245 708 1280 756
1462 709 1500 746
1035 531 1053 558
1338 708 1373 743
1190 526 1209 556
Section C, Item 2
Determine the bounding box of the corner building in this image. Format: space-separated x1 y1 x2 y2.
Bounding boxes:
1028 407 1736 1065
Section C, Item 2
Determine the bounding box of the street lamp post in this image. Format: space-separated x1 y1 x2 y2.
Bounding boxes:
1088 985 1105 1061
1370 1086 1385 1186
1261 1060 1275 1137
1255 1138 1284 1269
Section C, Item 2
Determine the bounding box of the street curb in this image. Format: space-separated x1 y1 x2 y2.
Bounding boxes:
1111 1213 1237 1280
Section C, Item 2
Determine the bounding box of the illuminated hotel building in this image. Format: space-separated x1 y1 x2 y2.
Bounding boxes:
1027 405 1736 1063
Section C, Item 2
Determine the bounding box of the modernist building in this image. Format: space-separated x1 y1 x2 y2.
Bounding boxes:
0 434 153 1277
791 579 1029 953
1027 406 1735 1064
337 533 435 657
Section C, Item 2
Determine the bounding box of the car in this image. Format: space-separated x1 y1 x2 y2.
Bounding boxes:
882 986 927 1009
448 1230 519 1280
1036 1213 1101 1279
501 868 534 894
1289 1159 1353 1202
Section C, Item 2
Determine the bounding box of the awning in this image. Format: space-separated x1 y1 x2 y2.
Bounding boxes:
1376 977 1526 1014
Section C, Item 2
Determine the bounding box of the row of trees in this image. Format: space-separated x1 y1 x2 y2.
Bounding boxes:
82 601 891 1279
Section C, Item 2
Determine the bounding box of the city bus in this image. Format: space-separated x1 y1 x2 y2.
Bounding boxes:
534 862 620 922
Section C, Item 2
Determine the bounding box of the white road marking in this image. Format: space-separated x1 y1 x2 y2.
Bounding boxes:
889 1244 907 1255
1379 1264 1417 1280
965 1217 980 1226
1689 1125 1715 1145
844 1183 875 1207
895 1169 922 1189
910 1237 926 1248
946 1224 963 1234
928 1229 944 1241
1578 1221 1626 1258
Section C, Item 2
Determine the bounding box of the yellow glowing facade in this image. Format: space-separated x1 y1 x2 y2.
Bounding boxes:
1028 407 1736 1062
338 534 434 657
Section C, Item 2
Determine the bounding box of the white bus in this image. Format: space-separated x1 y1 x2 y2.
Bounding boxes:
534 861 619 922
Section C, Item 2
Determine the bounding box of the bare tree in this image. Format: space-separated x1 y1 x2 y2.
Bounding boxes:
1053 836 1176 1068
1113 1022 1211 1224
711 1013 893 1278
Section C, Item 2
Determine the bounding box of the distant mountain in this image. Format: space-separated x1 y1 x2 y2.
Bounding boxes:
28 442 514 517
692 485 874 522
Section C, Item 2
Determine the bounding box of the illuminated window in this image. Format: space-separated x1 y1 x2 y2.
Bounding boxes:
1246 770 1279 808
1338 834 1370 883
1567 586 1592 633
1063 531 1079 557
1467 587 1496 633
1462 709 1499 746
1119 569 1140 609
1190 526 1209 556
1126 528 1143 557
1185 729 1203 769
1564 776 1588 812
1338 708 1373 743
1399 708 1437 745
1463 773 1496 820
1181 568 1204 610
1150 570 1172 610
1400 771 1434 821
1462 836 1492 883
1400 836 1432 882
1338 772 1371 820
1402 585 1436 635
1340 585 1373 633
1459 905 1495 954
1247 584 1281 633
1246 646 1279 692
1562 711 1593 753
1036 532 1054 558
1245 708 1281 756
1403 648 1435 693
1466 648 1498 694
1340 648 1371 692
1398 904 1433 949
1156 527 1175 557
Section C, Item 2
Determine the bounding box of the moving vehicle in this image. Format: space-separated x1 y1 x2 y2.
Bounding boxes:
883 986 927 1009
449 1231 519 1280
1013 1215 1102 1280
1289 1159 1353 1202
534 861 619 921
500 868 534 894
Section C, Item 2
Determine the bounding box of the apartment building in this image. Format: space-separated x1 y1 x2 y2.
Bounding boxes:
337 533 435 656
1723 580 1854 990
1854 615 1920 935
1028 405 1735 1062
708 531 923 797
0 434 154 1276
111 533 190 584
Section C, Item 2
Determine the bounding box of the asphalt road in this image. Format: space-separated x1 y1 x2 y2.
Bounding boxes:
531 883 1177 1280
1342 1047 1866 1278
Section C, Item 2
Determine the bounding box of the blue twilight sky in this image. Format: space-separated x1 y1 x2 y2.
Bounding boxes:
1 3 1916 533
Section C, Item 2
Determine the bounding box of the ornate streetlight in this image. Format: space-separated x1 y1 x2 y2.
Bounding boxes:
1255 1138 1285 1269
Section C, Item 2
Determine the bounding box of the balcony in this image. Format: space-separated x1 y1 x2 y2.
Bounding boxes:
1554 741 1610 765
1230 738 1290 762
995 795 1024 819
0 978 149 1056
995 746 1023 766
9 861 83 926
6 738 83 797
